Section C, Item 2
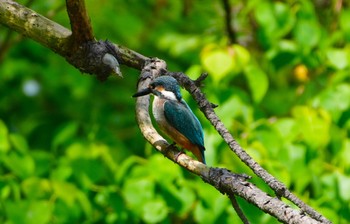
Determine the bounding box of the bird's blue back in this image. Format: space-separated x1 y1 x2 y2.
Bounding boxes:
163 99 205 162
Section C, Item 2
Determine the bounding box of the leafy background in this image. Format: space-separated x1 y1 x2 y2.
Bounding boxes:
1 0 350 223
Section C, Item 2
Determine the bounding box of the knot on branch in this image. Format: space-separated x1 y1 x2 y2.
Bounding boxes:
66 40 119 81
207 168 251 194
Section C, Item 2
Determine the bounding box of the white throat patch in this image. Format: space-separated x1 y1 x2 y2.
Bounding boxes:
160 90 177 100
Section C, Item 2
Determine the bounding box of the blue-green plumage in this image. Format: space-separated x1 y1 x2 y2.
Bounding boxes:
133 76 206 164
163 100 205 163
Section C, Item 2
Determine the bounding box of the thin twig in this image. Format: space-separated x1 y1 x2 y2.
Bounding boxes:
229 194 250 224
0 30 15 62
221 0 236 44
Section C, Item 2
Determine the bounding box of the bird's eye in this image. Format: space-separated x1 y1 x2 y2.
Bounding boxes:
150 84 155 89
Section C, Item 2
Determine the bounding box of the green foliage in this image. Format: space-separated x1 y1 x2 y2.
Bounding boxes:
1 0 350 223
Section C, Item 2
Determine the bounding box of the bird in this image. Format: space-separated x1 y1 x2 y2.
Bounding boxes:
133 76 206 164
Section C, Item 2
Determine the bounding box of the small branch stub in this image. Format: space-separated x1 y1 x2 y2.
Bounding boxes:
102 53 122 77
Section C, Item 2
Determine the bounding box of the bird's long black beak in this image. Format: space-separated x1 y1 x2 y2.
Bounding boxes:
132 87 152 97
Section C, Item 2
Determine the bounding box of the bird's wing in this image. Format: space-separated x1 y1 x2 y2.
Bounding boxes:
163 100 205 150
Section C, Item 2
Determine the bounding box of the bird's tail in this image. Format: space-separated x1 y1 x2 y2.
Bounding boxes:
192 145 206 164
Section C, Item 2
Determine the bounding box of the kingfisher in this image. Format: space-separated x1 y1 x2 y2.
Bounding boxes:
133 76 206 164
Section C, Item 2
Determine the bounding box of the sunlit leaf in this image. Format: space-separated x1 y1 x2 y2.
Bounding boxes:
272 118 297 143
336 172 350 201
201 45 235 83
291 106 331 149
340 9 350 41
231 44 251 73
186 64 202 80
244 64 269 103
52 181 78 206
326 48 349 70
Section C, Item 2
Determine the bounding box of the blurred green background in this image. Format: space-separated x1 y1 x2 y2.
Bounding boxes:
1 0 350 223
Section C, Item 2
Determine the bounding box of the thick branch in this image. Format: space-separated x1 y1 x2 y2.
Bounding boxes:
207 169 320 224
0 0 148 79
0 0 72 55
66 0 94 46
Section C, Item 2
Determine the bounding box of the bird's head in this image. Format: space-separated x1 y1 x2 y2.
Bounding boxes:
132 76 182 101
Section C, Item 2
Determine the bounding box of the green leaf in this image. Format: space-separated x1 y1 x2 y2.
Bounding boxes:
52 122 78 149
122 178 155 215
3 152 35 178
0 120 10 153
186 64 202 80
77 190 92 217
326 48 349 70
232 44 251 72
336 172 350 201
254 1 295 40
52 181 78 206
9 133 29 153
253 130 280 158
216 95 253 125
244 64 269 103
142 198 168 223
335 139 350 168
201 45 235 83
1 185 11 200
272 118 297 143
21 177 51 199
340 9 350 41
176 186 196 215
51 164 72 181
31 150 52 176
312 84 350 122
5 200 52 224
291 106 331 149
286 144 309 192
293 20 320 51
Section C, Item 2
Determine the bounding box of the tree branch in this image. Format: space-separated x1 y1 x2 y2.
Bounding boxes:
221 0 236 44
229 194 250 224
0 0 147 80
0 0 72 55
66 0 94 47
